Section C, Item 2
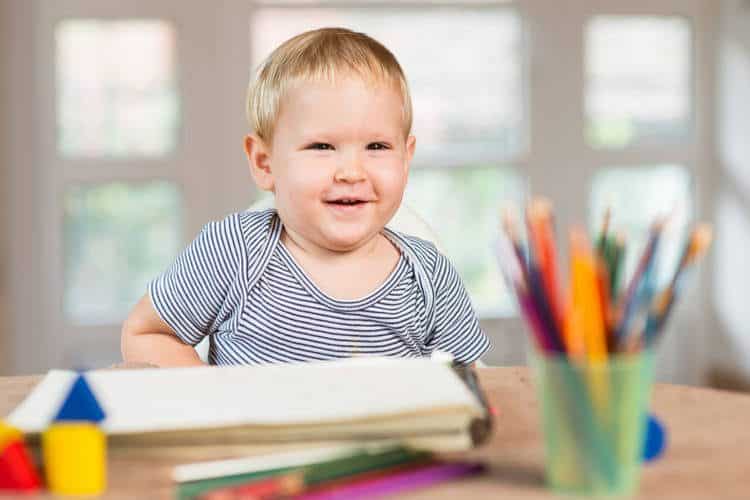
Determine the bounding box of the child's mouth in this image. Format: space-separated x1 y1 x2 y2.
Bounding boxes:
324 198 371 213
327 199 366 206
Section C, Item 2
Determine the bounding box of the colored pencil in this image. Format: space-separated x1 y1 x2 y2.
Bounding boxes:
496 198 711 357
528 199 565 332
176 448 426 500
519 286 559 352
495 215 525 292
296 462 485 500
524 203 565 352
569 228 608 362
527 264 566 352
497 209 561 352
293 460 433 498
609 233 626 300
595 207 612 256
502 205 528 279
568 228 609 416
642 224 713 346
199 473 304 500
614 219 665 347
595 256 614 350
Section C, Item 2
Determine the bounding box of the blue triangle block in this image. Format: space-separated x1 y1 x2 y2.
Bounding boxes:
53 374 106 423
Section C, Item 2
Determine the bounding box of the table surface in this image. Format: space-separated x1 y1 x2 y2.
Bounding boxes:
1 367 749 499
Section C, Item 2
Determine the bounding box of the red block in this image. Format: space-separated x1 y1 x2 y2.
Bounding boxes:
0 440 42 491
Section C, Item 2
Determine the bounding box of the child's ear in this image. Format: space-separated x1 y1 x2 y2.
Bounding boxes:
405 135 416 172
244 134 274 192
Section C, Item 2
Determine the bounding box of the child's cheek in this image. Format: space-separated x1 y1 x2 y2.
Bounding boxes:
289 157 328 186
379 158 408 185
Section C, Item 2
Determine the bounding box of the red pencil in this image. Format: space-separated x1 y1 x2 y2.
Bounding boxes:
198 473 304 500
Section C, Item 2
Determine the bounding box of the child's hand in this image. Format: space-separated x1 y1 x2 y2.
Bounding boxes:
107 361 159 370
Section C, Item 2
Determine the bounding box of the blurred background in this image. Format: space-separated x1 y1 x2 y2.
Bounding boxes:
0 0 747 389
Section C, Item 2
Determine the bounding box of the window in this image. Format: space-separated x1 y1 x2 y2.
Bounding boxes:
55 19 183 326
56 20 179 157
64 181 181 324
585 16 692 149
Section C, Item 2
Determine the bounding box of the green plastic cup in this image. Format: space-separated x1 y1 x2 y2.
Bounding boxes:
530 348 655 496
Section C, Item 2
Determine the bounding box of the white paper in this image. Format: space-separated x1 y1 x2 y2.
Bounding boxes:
7 357 481 434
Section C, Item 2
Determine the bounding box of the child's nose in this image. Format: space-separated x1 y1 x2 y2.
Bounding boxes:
333 153 366 183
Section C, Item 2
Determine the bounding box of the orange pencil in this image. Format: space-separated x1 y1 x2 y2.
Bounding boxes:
527 199 565 333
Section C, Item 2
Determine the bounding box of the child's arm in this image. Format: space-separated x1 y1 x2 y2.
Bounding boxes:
121 293 205 367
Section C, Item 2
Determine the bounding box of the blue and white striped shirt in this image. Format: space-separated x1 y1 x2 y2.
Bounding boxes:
149 209 489 365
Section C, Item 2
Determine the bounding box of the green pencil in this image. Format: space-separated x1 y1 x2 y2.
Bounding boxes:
177 447 429 500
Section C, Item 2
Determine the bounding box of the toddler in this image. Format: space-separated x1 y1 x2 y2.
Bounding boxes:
121 27 490 367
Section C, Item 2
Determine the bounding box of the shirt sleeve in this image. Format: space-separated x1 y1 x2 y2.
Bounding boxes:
148 214 245 346
424 253 490 364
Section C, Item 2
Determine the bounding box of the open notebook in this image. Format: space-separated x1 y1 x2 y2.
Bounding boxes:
7 357 492 451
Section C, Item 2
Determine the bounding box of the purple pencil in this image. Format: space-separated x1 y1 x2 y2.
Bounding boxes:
297 462 484 500
518 288 556 352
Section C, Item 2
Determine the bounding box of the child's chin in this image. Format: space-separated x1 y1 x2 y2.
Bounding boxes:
323 229 378 252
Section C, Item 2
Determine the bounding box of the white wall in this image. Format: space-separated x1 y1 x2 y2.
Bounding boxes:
714 0 750 381
0 0 40 375
0 0 7 374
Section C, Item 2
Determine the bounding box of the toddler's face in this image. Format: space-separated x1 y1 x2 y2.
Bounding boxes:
264 76 415 253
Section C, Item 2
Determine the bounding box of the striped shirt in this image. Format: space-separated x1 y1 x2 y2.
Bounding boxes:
149 209 489 365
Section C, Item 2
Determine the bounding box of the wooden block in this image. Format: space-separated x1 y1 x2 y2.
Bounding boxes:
0 421 22 450
54 374 106 422
0 438 42 491
43 423 106 495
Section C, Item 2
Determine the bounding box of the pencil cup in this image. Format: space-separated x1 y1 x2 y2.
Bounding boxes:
530 349 654 496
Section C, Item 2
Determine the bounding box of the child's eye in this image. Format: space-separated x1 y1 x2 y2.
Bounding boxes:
367 142 391 150
306 142 334 151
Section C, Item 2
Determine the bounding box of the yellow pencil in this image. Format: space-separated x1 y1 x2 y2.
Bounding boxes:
570 228 608 362
569 228 609 415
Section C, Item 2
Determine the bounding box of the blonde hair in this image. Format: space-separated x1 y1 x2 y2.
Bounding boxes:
246 27 413 144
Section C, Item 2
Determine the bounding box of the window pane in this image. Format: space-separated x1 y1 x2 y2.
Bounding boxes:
251 7 524 163
64 182 181 324
405 167 525 316
585 16 691 148
56 20 179 157
589 165 692 288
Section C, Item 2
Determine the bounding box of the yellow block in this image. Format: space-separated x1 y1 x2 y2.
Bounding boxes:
42 423 106 496
0 420 23 451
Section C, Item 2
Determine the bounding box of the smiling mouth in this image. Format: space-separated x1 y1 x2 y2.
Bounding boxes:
325 198 371 206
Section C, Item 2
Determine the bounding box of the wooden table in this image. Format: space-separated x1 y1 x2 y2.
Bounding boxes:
1 367 749 499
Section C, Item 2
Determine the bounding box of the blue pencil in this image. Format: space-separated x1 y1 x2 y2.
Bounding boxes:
643 225 712 346
615 220 664 348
